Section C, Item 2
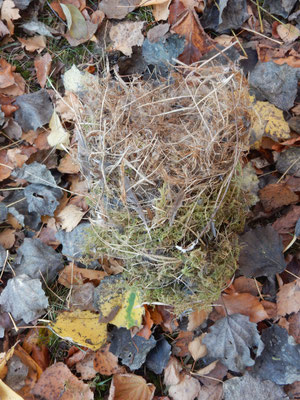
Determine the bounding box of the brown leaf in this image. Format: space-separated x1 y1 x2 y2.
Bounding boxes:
0 72 25 96
187 308 211 331
58 263 107 288
287 311 300 343
108 373 155 400
188 333 207 361
32 362 93 400
1 0 20 34
34 53 52 88
231 276 262 296
94 344 125 375
137 307 154 340
0 58 15 88
0 149 13 181
148 305 178 333
272 205 300 244
164 357 182 387
75 350 97 380
169 0 213 64
58 153 80 174
259 183 298 212
0 228 15 249
173 331 193 357
57 204 85 232
277 280 300 316
109 21 144 57
18 36 46 52
216 292 268 323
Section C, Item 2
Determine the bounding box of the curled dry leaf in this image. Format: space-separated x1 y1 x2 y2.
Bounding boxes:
277 280 300 316
18 35 46 52
1 0 21 34
47 110 70 150
108 373 155 400
34 52 52 88
187 307 211 331
58 263 107 288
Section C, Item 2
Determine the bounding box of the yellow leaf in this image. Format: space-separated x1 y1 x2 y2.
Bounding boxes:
0 379 24 399
50 310 107 351
250 100 290 149
47 110 70 150
97 280 144 329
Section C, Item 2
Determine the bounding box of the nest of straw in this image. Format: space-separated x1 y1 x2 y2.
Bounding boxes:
77 63 251 311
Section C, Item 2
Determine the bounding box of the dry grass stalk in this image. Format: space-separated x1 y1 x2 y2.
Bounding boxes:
76 62 251 311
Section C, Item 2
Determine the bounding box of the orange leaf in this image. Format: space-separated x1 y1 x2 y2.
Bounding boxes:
108 374 155 400
58 263 107 288
18 35 46 53
94 344 125 376
137 308 154 340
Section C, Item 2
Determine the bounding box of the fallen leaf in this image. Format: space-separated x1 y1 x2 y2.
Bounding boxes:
202 314 264 372
109 326 156 370
137 307 154 340
188 333 207 361
163 356 182 386
169 0 213 64
231 276 262 296
277 23 300 43
173 330 193 357
0 274 49 323
259 183 298 212
0 228 15 249
0 149 13 181
34 52 52 88
276 147 300 178
50 309 107 351
75 350 97 380
238 225 286 278
94 343 125 375
277 280 300 316
57 204 85 232
47 110 70 150
187 308 211 331
58 263 107 288
286 311 300 343
109 21 144 57
99 0 140 19
1 0 21 34
70 282 96 311
18 35 46 52
108 373 155 400
146 337 171 374
0 58 15 88
139 0 171 21
250 100 290 149
61 3 88 40
32 362 93 400
273 205 300 244
58 152 80 173
168 373 201 400
0 379 23 399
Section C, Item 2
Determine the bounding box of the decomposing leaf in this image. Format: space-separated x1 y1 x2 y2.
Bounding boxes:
22 20 54 37
0 274 49 323
168 0 213 64
69 282 95 311
173 330 193 357
137 307 153 340
188 333 207 361
32 362 93 400
1 0 21 34
277 23 300 43
138 0 171 21
56 222 91 259
223 371 288 400
108 373 155 400
14 89 53 131
34 52 52 88
250 100 290 149
259 183 298 212
187 308 211 331
24 184 62 216
58 263 107 288
109 21 144 57
168 373 201 400
0 228 15 249
51 310 107 351
238 225 286 278
61 3 88 40
146 337 171 374
94 343 125 375
94 276 144 329
202 314 264 372
14 238 64 283
239 163 259 206
5 354 29 392
273 205 300 244
253 325 300 384
63 65 99 96
164 356 182 387
277 280 300 316
276 147 300 178
75 350 97 380
58 153 80 174
109 326 156 370
12 161 56 186
99 0 140 19
18 35 46 52
47 110 70 150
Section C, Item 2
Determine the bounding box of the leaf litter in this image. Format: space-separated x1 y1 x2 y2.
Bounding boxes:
1 0 300 397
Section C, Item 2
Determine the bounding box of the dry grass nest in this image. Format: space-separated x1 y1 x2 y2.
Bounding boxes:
76 62 252 312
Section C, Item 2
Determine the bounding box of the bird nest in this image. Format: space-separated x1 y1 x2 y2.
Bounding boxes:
77 62 251 312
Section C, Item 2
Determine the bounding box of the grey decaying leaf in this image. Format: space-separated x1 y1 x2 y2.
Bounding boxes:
263 0 298 18
202 314 264 372
146 337 171 374
24 184 62 216
276 147 300 178
223 371 288 400
142 34 185 68
21 20 54 37
98 0 140 20
109 327 156 371
12 161 57 187
238 225 286 278
249 61 299 111
14 238 64 283
13 0 33 10
56 222 91 259
253 325 300 385
0 274 49 323
14 89 53 132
